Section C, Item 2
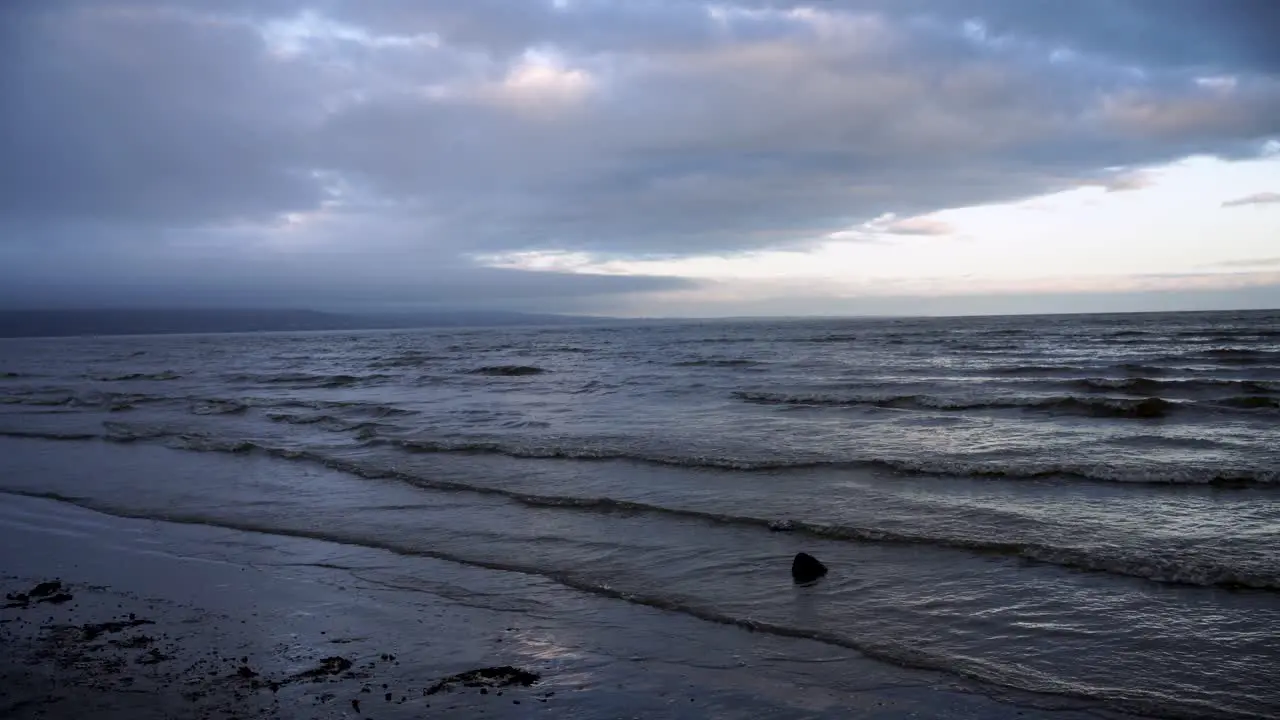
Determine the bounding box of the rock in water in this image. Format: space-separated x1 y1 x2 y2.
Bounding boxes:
791 552 828 584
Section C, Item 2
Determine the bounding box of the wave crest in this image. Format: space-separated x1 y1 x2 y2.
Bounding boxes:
733 391 1178 419
467 366 546 376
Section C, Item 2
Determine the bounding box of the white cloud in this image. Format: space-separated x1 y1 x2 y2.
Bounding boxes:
881 215 955 235
481 48 596 114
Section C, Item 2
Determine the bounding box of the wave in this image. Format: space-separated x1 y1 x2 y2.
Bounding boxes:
1218 395 1280 410
1198 349 1280 365
3 422 1274 487
467 366 546 376
88 371 181 382
1174 329 1280 340
370 353 441 368
0 487 1261 719
673 359 760 367
265 412 389 435
381 436 1278 486
0 489 1102 716
733 391 1179 419
228 373 394 388
232 398 417 419
681 337 760 344
945 343 1021 351
1140 350 1280 367
0 430 98 441
798 334 859 343
189 399 249 416
1116 363 1174 376
511 496 1280 591
0 394 72 406
1 391 171 411
4 432 1278 595
1071 378 1279 395
5 441 1274 597
990 365 1088 376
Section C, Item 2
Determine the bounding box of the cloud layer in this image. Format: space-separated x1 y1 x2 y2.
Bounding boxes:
1 0 1277 310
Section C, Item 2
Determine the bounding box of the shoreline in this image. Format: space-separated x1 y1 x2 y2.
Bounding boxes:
0 493 1133 719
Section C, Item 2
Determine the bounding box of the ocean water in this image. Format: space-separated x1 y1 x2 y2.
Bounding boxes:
1 310 1278 718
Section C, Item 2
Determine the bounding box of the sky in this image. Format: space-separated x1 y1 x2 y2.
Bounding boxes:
1 0 1278 317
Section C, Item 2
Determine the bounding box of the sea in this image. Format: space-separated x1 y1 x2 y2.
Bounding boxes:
1 309 1278 719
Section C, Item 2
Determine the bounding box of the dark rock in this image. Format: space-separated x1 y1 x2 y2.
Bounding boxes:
791 552 828 584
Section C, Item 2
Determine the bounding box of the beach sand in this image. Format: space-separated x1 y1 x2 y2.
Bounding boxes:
1 493 1127 719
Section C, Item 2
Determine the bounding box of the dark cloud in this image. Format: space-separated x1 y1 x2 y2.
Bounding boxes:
1210 256 1280 269
331 1 1280 74
745 0 1280 73
0 224 693 310
0 2 327 226
0 0 1277 310
1221 191 1280 207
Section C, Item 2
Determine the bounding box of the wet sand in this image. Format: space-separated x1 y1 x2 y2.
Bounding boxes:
0 493 1135 719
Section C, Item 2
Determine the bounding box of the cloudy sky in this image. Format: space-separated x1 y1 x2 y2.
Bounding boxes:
2 0 1278 316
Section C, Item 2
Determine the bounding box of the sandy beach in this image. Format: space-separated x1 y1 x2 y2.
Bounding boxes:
0 492 1135 720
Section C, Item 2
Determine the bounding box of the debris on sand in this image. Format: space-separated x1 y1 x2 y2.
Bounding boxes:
425 666 541 695
4 581 74 608
80 618 155 642
111 634 154 649
136 648 173 665
295 656 353 679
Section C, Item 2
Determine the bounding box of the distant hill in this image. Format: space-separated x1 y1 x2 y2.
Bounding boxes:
0 309 612 339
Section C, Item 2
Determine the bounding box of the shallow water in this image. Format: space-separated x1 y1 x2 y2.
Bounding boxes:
1 310 1278 718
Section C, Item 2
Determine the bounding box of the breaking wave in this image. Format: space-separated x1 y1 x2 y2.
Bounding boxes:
1071 378 1279 395
673 359 761 367
227 373 394 388
989 365 1089 376
733 391 1180 419
2 440 1272 594
88 371 181 382
375 436 1277 486
467 365 547 376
